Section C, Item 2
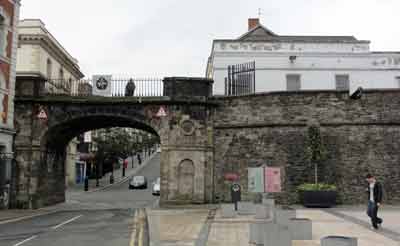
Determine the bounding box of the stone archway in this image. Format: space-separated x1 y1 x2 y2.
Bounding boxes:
13 77 216 208
177 159 194 200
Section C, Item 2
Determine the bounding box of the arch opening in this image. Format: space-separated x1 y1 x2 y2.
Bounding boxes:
35 114 161 207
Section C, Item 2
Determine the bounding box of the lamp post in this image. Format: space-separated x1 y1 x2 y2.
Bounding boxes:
95 160 99 187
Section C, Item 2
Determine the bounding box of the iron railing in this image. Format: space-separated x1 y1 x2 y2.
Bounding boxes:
225 61 255 96
44 78 164 97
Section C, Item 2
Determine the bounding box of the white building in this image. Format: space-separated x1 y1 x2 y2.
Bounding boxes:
16 19 84 187
206 18 400 95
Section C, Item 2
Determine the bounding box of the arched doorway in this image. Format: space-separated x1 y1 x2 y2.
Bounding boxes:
177 159 194 200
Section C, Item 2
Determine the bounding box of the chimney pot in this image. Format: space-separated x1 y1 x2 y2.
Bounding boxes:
248 18 260 31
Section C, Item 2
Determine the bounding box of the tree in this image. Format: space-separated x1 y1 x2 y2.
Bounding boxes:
305 123 327 185
92 128 159 174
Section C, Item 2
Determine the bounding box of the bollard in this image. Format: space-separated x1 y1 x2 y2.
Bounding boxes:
321 236 357 246
263 223 291 246
221 204 236 218
84 176 89 191
274 207 296 226
262 198 275 207
110 174 114 184
288 218 312 240
237 201 256 215
255 204 272 219
249 219 274 244
122 167 125 177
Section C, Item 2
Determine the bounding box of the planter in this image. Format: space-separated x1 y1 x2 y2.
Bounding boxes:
301 190 337 208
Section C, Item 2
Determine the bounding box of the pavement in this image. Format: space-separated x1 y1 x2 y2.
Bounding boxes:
0 152 160 246
146 205 400 246
1 152 400 246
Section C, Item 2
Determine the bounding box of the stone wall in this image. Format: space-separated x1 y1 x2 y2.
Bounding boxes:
14 77 215 208
212 90 400 204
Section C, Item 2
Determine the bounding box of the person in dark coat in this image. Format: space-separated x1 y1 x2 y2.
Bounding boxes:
366 173 383 229
125 78 136 96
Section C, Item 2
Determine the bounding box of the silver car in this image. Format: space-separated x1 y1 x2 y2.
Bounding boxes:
152 177 160 195
129 176 147 189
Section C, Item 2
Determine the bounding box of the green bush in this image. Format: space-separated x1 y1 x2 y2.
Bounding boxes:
297 183 337 192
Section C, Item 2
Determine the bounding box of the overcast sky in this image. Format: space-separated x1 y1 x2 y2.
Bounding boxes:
21 0 400 78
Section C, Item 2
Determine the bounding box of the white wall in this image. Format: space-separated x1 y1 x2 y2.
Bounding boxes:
39 48 78 80
211 51 400 95
16 44 41 74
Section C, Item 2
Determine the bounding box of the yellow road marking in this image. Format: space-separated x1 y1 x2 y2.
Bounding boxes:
129 210 138 246
138 212 144 246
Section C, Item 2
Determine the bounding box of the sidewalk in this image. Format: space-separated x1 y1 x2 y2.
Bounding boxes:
146 205 400 246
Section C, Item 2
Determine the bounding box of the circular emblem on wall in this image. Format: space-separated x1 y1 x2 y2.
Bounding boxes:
181 120 195 136
96 77 108 90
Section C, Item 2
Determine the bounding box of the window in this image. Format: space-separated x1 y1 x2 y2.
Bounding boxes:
286 74 301 91
46 59 52 79
58 68 64 80
335 75 350 90
0 71 5 88
0 12 6 57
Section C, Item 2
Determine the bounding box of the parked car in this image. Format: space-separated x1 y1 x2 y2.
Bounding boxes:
129 176 147 189
152 177 160 195
156 147 161 153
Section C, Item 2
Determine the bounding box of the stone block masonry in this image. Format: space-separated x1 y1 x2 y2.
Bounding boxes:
212 90 400 205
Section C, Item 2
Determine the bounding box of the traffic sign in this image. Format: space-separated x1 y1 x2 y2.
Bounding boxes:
37 109 47 120
156 106 167 117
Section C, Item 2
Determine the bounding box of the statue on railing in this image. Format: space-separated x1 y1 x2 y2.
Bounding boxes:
125 78 136 96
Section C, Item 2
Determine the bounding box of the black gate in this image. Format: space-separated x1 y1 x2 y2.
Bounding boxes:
225 61 255 96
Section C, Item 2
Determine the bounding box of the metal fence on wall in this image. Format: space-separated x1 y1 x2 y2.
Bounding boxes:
225 61 255 96
44 78 164 97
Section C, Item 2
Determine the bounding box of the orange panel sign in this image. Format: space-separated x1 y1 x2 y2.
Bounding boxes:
264 167 281 193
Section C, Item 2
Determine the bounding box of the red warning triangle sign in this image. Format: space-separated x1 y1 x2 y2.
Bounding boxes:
37 109 48 119
156 106 167 117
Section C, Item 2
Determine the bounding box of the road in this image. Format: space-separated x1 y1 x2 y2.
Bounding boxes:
0 154 160 246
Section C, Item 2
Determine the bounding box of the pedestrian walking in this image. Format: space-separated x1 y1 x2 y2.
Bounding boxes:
365 173 383 229
137 153 142 165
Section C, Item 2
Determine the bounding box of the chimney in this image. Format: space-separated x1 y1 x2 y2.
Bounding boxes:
248 18 260 31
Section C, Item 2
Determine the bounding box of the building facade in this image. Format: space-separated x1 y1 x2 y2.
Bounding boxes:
16 19 84 190
206 18 400 95
0 0 20 209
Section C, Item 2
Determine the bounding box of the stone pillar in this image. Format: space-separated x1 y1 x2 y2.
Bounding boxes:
160 77 215 206
13 102 66 208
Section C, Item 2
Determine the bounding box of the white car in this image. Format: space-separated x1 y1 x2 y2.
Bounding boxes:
156 148 161 153
152 177 160 195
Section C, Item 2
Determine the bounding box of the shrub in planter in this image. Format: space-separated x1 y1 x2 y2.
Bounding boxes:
298 183 337 207
299 123 338 207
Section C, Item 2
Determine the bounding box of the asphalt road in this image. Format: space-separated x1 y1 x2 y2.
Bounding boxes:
0 153 160 246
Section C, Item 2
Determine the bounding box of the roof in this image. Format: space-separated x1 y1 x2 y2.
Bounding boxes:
236 24 365 43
